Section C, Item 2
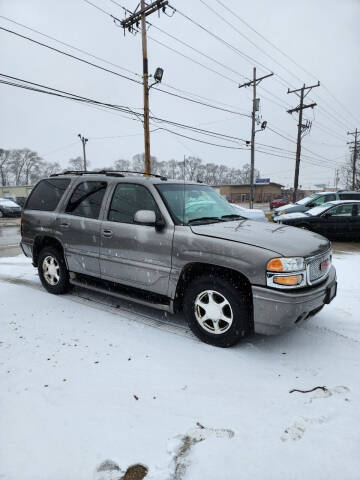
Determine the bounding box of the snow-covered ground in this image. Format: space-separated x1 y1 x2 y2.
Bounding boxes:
1 251 360 480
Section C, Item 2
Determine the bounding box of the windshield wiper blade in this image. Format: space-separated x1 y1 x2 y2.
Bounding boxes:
221 214 245 220
188 216 223 225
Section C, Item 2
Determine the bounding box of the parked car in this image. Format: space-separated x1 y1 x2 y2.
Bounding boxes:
0 197 22 217
21 172 337 347
270 198 288 210
274 200 360 240
231 203 268 222
273 191 360 219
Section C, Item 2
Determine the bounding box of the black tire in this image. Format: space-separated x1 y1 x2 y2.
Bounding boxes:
183 275 252 347
38 246 70 294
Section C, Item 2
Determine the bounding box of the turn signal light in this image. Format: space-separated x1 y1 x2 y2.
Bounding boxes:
267 258 284 272
273 275 303 286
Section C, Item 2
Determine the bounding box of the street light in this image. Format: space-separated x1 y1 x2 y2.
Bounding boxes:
149 67 164 89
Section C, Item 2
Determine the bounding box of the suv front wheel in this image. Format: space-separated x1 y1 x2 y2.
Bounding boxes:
38 246 70 294
183 276 252 347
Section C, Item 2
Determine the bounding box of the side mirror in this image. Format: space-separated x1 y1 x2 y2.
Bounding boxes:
307 203 315 208
134 210 156 226
133 210 165 231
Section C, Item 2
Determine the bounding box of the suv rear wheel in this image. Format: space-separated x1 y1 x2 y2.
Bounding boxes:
183 275 252 347
38 246 70 294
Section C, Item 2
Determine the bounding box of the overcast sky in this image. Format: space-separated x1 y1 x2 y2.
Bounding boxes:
0 0 359 188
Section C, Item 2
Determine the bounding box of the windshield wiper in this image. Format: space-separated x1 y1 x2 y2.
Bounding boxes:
188 216 223 225
221 214 245 220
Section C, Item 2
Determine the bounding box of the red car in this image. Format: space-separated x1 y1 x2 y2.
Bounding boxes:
270 198 288 210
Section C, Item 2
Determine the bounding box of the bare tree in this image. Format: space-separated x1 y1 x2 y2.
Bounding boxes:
68 156 89 171
0 149 11 186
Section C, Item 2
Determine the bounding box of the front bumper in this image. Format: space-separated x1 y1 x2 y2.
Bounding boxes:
252 265 337 335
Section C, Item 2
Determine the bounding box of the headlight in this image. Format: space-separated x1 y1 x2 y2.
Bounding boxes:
267 257 304 272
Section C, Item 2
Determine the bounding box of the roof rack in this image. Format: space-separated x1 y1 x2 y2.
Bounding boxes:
50 170 167 181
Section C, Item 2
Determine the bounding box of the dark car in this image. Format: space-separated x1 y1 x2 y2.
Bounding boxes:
274 200 360 240
0 197 22 217
270 197 288 210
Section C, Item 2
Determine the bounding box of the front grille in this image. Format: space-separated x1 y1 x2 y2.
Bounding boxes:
307 250 331 285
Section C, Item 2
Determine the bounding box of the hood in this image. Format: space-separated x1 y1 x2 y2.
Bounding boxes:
275 203 295 213
0 199 20 208
190 219 330 257
275 212 308 221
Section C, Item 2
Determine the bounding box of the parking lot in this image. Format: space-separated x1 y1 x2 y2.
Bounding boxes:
1 220 360 480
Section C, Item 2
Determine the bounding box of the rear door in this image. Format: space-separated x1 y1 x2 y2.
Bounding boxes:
99 182 174 296
55 180 107 276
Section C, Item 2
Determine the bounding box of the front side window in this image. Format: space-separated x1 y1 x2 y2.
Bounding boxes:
156 184 239 225
327 204 354 216
108 183 159 224
65 181 107 219
25 178 70 211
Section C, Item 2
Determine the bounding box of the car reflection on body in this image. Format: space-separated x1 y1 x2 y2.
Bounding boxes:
231 203 268 222
274 200 360 240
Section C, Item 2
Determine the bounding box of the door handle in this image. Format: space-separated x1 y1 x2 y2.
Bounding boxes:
60 222 70 229
102 229 113 238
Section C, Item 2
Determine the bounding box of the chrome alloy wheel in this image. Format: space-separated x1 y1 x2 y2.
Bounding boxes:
42 255 60 286
194 290 233 334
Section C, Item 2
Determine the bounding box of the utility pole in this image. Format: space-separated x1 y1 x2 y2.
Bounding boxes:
77 133 88 171
347 128 359 190
121 0 169 175
239 68 273 209
287 81 320 202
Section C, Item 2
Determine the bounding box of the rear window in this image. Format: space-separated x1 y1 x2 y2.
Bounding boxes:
25 178 70 211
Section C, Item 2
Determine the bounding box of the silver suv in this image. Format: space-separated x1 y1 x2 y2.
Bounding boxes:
20 171 337 347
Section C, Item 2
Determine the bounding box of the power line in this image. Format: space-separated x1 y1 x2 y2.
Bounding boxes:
212 0 355 131
0 24 251 117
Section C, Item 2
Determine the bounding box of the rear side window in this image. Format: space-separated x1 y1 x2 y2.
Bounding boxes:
339 193 360 200
65 181 107 219
25 178 70 211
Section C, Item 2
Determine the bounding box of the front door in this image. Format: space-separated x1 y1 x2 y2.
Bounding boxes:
321 203 354 239
55 180 107 275
99 183 174 296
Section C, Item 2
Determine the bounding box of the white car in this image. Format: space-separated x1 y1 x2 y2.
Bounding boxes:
231 203 268 222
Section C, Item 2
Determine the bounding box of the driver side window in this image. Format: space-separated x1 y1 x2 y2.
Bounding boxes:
108 183 159 224
311 196 327 207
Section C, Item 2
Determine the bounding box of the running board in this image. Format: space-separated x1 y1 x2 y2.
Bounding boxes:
69 276 173 313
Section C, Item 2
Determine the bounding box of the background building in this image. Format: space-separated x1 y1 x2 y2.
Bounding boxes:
214 182 284 203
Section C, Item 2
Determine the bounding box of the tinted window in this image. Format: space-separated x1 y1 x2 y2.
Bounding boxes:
327 204 354 216
25 178 70 211
65 181 107 219
108 183 159 223
324 194 336 202
339 193 360 200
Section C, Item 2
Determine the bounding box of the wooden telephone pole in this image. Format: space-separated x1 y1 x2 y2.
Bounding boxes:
287 82 320 202
347 128 359 189
121 0 169 175
78 134 88 171
239 68 273 209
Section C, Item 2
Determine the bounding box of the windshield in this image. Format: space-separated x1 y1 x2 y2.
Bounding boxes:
295 193 318 205
306 202 334 216
156 184 242 225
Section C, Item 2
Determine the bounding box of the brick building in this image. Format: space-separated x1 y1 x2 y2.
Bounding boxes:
214 182 284 204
